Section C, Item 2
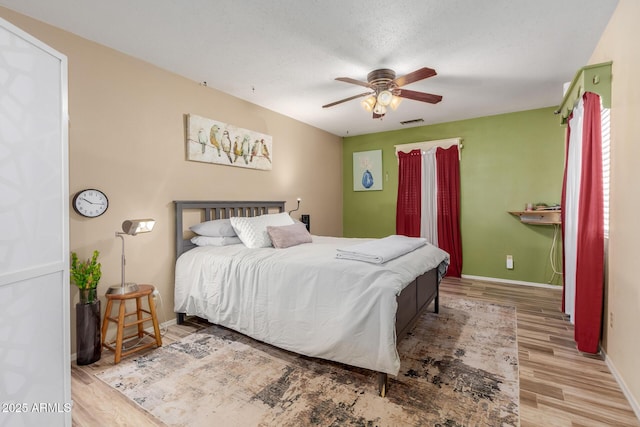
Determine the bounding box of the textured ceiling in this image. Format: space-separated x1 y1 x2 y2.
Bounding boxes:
0 0 619 136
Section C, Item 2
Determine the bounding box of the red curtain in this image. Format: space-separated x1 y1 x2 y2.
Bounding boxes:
396 150 422 237
574 92 604 353
436 146 462 277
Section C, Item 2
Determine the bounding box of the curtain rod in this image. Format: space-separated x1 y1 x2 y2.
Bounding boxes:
395 138 463 160
556 62 612 125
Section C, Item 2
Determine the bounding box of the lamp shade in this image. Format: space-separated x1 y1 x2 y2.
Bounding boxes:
121 219 155 235
389 95 402 110
373 103 387 115
361 95 376 112
377 90 393 106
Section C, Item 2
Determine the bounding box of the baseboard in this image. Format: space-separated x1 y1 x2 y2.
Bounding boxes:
159 317 177 329
601 347 640 421
461 274 562 290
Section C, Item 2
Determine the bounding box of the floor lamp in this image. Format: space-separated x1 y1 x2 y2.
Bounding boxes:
106 218 156 295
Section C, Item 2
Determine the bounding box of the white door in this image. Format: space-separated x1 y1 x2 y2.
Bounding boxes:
0 17 71 426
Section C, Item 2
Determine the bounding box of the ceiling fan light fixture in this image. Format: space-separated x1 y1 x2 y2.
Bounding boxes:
361 95 376 112
376 90 393 106
389 95 402 110
373 103 387 115
325 67 441 120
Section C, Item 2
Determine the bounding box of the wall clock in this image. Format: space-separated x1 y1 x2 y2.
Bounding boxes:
72 189 109 218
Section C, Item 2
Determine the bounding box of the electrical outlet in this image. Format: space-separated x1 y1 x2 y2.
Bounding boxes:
610 312 614 328
152 289 160 299
506 255 514 270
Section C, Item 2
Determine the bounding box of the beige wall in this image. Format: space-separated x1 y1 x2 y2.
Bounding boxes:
589 0 640 413
0 7 343 354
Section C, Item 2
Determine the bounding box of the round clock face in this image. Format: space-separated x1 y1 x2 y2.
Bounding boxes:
72 189 109 218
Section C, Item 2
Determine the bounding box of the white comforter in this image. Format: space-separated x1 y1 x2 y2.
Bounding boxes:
174 235 449 376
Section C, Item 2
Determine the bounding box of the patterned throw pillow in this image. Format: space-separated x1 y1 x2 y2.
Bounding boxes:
230 213 295 248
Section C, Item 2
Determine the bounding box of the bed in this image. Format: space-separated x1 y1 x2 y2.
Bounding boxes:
173 200 449 396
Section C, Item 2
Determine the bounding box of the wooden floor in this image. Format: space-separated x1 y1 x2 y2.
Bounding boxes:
71 277 640 427
441 277 639 427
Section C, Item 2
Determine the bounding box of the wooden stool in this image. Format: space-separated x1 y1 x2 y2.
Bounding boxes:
101 284 162 363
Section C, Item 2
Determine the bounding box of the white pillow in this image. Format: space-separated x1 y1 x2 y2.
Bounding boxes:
189 218 236 237
190 236 243 246
230 213 295 248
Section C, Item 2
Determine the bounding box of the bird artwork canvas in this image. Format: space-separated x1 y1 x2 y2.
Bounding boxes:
186 114 272 170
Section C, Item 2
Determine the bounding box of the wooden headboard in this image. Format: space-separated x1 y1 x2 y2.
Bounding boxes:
173 200 285 258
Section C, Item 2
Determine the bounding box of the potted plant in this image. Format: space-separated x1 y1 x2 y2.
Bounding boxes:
71 250 102 365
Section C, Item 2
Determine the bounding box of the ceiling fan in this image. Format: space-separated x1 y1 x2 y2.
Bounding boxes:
323 67 442 118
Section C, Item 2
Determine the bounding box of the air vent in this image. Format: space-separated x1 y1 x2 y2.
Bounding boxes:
399 118 424 125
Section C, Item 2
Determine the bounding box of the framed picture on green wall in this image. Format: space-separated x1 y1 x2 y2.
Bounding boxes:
353 149 382 191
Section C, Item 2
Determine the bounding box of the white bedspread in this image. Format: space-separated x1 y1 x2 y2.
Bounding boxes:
336 234 427 264
174 236 449 376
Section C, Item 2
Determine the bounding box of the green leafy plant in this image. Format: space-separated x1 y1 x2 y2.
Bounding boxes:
71 250 101 303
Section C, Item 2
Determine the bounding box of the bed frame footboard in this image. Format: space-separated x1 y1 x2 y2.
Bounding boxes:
377 267 440 397
396 268 439 341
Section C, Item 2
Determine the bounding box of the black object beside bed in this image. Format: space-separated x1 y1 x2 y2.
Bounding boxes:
173 200 442 397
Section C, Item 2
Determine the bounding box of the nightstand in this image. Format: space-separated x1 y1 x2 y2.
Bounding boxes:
101 284 162 363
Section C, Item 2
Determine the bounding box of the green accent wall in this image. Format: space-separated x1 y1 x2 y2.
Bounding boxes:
343 107 565 285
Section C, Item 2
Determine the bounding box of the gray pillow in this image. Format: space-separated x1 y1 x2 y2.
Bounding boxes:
266 223 312 249
189 218 237 237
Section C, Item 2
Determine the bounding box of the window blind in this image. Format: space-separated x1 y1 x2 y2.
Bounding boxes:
601 106 610 238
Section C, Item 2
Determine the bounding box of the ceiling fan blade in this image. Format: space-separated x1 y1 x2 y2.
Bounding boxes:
335 77 374 89
397 89 443 104
322 91 373 108
393 67 437 87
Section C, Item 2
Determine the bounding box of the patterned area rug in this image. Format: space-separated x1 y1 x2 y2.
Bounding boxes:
96 296 519 426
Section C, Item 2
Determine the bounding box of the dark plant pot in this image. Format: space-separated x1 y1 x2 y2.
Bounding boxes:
79 288 98 304
76 300 101 365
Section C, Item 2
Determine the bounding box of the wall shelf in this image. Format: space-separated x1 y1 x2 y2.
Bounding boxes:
509 210 561 225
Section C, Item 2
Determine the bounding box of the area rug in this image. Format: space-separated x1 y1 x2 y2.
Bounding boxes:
96 296 519 426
